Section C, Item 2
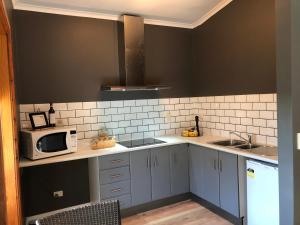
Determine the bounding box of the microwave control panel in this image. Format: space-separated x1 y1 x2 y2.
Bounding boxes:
70 130 77 148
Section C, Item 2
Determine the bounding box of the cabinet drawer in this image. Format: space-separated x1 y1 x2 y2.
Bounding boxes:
104 194 132 209
99 153 129 170
100 166 130 185
100 180 130 199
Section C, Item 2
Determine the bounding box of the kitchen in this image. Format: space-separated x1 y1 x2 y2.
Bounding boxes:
0 0 298 225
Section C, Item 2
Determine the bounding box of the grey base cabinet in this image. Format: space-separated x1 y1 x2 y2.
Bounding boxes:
219 151 239 217
170 144 189 195
202 148 220 206
130 149 152 206
151 147 171 200
189 144 240 217
130 144 189 207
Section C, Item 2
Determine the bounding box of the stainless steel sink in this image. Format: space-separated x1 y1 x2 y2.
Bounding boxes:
236 144 260 150
211 139 246 147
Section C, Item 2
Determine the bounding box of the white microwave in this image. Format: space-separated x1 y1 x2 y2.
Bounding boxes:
21 126 77 160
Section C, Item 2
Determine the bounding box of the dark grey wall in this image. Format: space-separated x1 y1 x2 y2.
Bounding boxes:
191 0 276 96
13 0 276 104
276 0 300 224
13 10 192 103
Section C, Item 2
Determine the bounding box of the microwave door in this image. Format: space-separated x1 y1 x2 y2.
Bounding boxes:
36 132 68 153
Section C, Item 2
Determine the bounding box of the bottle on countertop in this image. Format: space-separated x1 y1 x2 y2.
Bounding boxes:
48 103 56 127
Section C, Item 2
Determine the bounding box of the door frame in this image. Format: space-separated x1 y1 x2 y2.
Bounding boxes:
0 0 22 224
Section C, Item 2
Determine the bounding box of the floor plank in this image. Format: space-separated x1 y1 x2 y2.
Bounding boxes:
122 200 233 225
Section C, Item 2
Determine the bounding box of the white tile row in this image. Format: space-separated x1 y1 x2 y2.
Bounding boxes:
19 93 278 145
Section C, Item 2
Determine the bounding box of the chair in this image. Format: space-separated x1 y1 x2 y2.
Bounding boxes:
34 200 121 225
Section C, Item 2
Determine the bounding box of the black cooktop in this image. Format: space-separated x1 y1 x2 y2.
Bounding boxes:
118 138 166 148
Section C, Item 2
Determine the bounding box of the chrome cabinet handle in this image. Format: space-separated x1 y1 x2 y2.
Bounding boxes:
146 155 149 168
111 174 121 178
219 160 222 172
213 159 217 170
111 159 123 164
111 188 121 193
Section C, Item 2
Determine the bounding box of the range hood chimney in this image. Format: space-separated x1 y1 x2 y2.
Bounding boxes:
102 15 170 91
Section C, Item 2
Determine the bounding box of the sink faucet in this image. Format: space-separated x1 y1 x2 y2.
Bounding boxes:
230 131 253 145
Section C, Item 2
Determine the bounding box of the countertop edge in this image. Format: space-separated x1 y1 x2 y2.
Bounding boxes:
19 135 278 168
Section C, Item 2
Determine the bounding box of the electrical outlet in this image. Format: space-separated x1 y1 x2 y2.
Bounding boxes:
53 190 64 198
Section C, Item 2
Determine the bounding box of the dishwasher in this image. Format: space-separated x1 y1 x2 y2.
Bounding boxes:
246 160 279 225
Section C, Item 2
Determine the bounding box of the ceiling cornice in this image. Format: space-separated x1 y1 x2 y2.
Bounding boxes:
12 0 232 29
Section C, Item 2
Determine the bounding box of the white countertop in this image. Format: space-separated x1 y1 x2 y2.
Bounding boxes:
19 135 278 168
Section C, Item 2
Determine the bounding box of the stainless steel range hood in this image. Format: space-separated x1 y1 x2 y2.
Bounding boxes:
102 15 170 91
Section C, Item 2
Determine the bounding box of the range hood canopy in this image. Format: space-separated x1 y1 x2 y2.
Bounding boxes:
102 15 170 91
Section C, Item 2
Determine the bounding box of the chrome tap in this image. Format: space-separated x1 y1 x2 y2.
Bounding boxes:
230 131 253 145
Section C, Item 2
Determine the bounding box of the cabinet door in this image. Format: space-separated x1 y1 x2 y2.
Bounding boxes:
201 147 220 206
189 144 204 198
130 150 151 206
151 147 171 200
170 144 189 195
219 152 239 217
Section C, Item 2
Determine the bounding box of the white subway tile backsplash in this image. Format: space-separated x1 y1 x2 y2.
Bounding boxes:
253 119 267 127
260 111 273 119
53 103 68 111
67 102 82 110
83 102 97 109
60 110 75 118
119 121 130 127
97 101 111 108
105 108 118 115
125 113 137 120
91 109 104 116
125 126 138 133
138 126 148 132
136 99 147 106
131 106 143 113
69 117 83 125
84 116 98 124
98 115 111 123
124 100 135 107
131 119 143 126
246 95 260 102
76 109 90 117
77 124 91 132
112 114 125 121
260 127 275 136
113 128 125 135
143 106 154 112
118 107 130 114
148 99 159 105
111 101 123 108
34 104 50 112
20 104 34 113
20 93 277 145
260 94 274 102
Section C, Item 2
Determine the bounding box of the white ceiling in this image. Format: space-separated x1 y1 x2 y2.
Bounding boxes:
12 0 233 28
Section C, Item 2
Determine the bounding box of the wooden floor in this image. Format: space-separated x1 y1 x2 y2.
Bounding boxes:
122 200 233 225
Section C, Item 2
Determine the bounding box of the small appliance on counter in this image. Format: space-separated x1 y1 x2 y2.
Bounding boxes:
181 116 201 137
21 126 77 160
91 129 116 150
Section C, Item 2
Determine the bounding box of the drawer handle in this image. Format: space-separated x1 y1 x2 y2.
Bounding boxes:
111 188 122 193
111 174 122 178
111 159 123 164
